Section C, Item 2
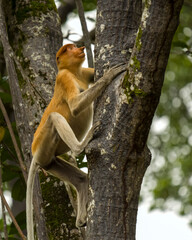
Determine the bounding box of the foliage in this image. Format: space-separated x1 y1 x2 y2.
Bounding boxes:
82 0 97 11
144 2 192 226
0 75 26 238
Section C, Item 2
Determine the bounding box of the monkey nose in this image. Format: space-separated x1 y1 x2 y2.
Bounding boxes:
80 46 85 51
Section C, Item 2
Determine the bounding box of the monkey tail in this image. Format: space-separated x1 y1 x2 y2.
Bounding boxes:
26 158 39 240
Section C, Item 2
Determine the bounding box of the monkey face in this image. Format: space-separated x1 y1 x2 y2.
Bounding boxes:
56 44 85 70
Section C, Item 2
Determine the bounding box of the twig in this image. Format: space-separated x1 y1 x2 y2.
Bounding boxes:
75 0 94 67
0 159 8 240
1 142 18 163
1 199 8 240
0 157 26 239
74 28 95 46
0 98 27 183
0 189 26 240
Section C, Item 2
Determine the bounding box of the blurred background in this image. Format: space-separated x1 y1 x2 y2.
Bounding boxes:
0 0 192 239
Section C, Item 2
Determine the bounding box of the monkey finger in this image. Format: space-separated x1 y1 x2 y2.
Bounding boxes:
103 64 127 82
111 63 127 73
93 120 101 133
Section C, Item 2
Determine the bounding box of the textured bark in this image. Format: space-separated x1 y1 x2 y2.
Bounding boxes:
86 0 184 239
1 0 82 239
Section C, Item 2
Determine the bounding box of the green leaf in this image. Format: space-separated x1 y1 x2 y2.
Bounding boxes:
2 164 21 182
9 211 26 234
0 92 12 103
12 178 26 201
172 41 188 49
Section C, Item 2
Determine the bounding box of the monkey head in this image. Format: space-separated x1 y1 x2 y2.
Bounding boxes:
56 44 85 70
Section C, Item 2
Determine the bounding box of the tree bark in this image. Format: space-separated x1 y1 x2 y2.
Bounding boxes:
1 0 82 239
86 0 184 239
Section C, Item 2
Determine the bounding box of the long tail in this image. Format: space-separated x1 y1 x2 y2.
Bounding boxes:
26 158 38 240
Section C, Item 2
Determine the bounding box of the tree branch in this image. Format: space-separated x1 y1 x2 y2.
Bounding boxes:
0 1 49 239
0 192 26 240
0 162 8 240
0 161 26 240
75 0 94 67
0 98 27 183
0 0 33 149
74 28 95 46
58 0 76 24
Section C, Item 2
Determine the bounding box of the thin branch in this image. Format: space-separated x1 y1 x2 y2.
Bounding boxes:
0 157 26 240
0 98 27 183
1 142 18 163
1 200 8 240
58 0 76 24
0 189 26 240
0 160 8 240
75 0 94 67
74 28 95 46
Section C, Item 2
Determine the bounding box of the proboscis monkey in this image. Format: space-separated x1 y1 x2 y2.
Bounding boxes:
26 44 125 240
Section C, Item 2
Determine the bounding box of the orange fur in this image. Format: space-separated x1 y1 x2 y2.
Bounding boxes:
27 44 126 238
32 44 94 155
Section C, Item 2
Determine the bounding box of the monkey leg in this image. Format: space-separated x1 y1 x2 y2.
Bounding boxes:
48 112 94 155
33 112 92 227
44 157 88 227
33 111 93 167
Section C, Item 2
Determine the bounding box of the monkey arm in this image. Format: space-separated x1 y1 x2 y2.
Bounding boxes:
69 64 126 116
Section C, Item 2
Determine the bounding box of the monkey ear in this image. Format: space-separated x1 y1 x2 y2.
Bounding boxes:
56 56 60 63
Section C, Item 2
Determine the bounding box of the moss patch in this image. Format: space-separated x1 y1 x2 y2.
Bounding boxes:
122 69 147 103
135 27 142 51
130 56 140 72
12 0 57 24
145 0 151 9
40 173 79 239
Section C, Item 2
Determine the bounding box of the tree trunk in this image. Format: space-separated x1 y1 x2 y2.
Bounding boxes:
86 0 184 239
1 0 82 239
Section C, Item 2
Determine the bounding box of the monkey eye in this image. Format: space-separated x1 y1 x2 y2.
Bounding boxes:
57 56 59 61
62 48 67 54
67 45 76 51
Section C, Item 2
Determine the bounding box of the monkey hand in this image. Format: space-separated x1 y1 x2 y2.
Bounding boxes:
102 63 127 84
92 120 101 136
84 121 101 144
